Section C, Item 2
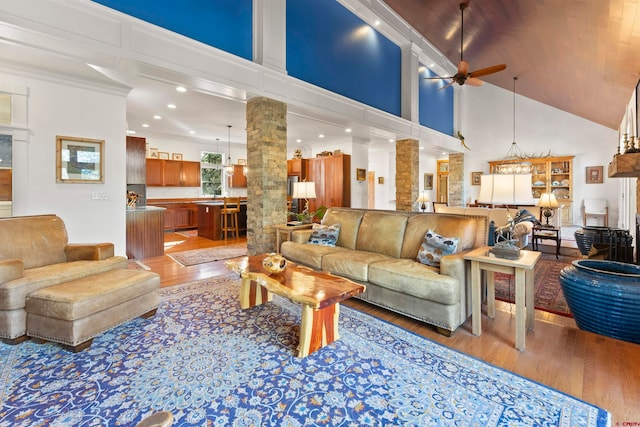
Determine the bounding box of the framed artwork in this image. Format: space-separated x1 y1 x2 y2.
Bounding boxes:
356 168 366 181
424 173 433 190
586 166 603 184
56 135 104 184
148 147 159 158
471 171 482 185
172 153 183 160
158 152 170 160
378 177 385 184
237 158 247 165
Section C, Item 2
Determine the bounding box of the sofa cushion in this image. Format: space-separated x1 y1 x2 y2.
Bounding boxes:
321 208 365 249
355 211 407 258
322 250 391 282
401 214 480 258
368 259 460 305
280 241 348 270
0 257 128 311
416 230 459 267
308 224 340 246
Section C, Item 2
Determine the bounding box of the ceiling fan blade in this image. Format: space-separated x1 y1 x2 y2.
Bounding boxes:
466 77 484 87
439 80 456 91
469 64 507 78
457 60 469 75
423 76 453 80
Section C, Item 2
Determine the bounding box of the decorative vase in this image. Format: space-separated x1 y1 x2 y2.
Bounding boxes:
559 260 640 344
262 253 287 274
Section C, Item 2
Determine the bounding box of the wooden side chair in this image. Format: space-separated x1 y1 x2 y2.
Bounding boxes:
221 197 240 242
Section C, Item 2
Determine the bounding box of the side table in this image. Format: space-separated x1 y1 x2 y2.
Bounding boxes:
532 225 561 258
464 246 541 351
274 223 314 253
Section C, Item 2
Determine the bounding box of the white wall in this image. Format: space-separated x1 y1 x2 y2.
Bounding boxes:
4 70 129 256
461 84 619 226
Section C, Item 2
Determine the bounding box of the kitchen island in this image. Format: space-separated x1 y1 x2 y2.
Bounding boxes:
198 201 248 241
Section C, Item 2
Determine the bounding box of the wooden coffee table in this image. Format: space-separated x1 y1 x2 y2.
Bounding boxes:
226 254 366 357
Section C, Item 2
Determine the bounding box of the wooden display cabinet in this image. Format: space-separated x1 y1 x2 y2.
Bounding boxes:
304 154 351 212
488 155 574 225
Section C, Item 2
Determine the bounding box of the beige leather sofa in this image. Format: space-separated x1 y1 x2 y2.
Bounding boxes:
0 214 130 343
281 208 488 335
435 206 540 248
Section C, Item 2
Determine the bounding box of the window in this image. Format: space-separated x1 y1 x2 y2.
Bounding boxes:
201 151 223 196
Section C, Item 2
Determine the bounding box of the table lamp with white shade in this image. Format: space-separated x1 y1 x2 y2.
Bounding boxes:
292 181 316 222
537 192 559 227
416 192 430 212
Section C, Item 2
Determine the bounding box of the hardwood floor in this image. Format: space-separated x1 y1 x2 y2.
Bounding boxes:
133 232 640 424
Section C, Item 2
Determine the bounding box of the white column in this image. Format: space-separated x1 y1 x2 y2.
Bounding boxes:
401 42 420 123
253 0 287 74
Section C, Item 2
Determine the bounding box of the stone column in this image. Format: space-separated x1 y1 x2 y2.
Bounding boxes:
448 153 464 206
246 97 287 255
395 138 419 211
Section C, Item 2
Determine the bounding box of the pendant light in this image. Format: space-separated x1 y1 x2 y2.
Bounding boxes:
495 77 531 174
224 125 234 177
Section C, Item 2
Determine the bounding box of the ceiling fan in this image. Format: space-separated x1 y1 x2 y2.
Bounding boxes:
426 1 506 89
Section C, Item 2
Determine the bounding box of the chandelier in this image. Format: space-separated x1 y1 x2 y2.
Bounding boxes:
494 77 532 174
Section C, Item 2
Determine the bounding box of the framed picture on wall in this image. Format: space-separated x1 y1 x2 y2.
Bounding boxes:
56 135 104 184
424 173 433 190
158 152 170 160
471 171 482 185
586 166 603 184
356 168 366 181
172 153 183 160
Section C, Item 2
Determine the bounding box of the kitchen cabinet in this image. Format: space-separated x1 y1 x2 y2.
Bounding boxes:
146 159 201 187
287 158 303 176
146 200 201 230
228 165 247 188
126 136 146 184
182 161 201 187
304 154 351 212
488 155 574 225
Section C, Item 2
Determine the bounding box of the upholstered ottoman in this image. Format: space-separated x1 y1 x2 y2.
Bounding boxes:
25 269 160 352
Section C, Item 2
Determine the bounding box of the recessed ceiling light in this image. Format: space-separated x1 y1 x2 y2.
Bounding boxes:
345 128 352 133
374 20 380 26
420 146 424 150
176 86 187 93
189 130 196 135
318 134 325 138
296 139 302 143
388 139 395 143
153 115 162 120
167 103 176 109
141 123 150 128
126 130 136 135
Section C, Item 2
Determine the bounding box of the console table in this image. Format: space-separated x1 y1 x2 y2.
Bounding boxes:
532 225 561 258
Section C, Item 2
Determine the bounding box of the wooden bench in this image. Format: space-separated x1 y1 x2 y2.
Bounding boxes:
25 269 160 352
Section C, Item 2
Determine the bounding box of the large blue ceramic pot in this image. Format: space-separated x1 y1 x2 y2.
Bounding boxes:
559 260 640 344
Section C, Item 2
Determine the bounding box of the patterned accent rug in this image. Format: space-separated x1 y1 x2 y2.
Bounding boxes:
494 253 578 317
175 229 198 238
0 275 609 426
168 243 247 266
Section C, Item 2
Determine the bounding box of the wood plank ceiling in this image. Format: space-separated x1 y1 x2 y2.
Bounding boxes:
383 0 640 130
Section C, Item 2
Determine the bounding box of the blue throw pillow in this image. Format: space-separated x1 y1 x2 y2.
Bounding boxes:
308 223 340 247
416 229 459 267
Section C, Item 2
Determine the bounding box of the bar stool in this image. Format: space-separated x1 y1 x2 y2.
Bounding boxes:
221 197 240 242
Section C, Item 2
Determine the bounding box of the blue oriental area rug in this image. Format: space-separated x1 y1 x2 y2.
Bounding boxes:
0 275 609 426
